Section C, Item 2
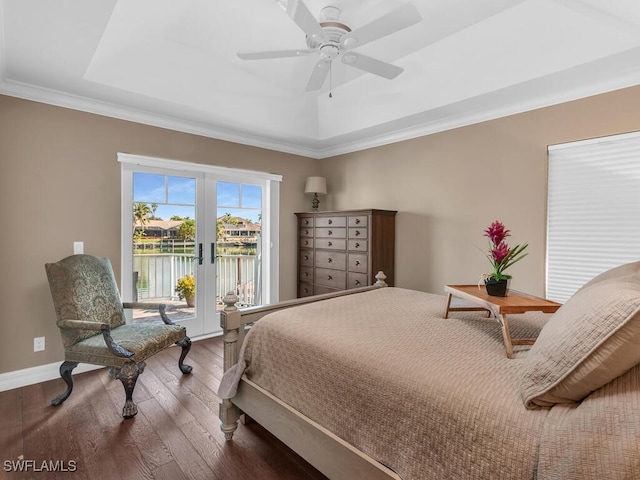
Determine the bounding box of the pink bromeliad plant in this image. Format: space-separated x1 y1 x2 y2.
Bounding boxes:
482 221 528 281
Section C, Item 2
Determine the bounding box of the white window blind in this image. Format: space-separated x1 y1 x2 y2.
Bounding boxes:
547 131 640 303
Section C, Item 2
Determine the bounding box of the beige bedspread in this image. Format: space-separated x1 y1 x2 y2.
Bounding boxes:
219 287 640 479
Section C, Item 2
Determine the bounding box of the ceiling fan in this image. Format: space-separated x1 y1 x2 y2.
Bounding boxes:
237 1 422 91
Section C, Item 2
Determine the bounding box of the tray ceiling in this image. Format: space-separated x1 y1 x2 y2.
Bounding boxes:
2 0 640 158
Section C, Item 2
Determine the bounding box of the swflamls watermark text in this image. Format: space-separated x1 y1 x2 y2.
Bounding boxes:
3 455 77 473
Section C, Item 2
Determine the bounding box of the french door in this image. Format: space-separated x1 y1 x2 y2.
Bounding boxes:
119 154 281 337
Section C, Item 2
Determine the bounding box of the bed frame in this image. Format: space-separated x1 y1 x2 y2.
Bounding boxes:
218 272 400 480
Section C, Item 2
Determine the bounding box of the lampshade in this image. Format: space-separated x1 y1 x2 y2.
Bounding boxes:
304 176 327 195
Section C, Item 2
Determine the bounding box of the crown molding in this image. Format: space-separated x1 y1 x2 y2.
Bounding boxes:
0 78 323 159
2 60 640 161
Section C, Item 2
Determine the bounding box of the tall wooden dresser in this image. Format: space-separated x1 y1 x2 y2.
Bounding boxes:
295 209 396 297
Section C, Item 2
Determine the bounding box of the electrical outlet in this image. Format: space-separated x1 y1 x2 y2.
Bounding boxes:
34 337 45 352
73 242 84 254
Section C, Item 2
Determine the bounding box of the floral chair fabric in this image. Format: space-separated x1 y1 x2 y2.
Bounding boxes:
45 254 192 418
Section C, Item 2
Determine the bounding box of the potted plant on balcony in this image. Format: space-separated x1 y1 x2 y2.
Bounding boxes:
481 221 528 296
175 274 196 307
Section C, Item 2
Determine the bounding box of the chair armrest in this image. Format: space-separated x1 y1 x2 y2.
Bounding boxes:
58 319 107 331
101 325 134 358
122 302 176 326
122 302 162 310
58 319 134 358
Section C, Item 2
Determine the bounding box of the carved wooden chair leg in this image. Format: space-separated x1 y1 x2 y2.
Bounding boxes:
51 361 79 406
115 361 145 419
176 336 193 374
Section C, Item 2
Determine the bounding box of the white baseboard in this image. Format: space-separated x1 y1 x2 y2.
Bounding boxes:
0 332 221 392
0 362 104 393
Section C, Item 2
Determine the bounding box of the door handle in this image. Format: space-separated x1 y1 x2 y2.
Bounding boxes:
196 243 204 265
211 243 216 264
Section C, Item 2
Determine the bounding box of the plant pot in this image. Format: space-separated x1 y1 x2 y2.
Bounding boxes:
185 295 195 308
485 278 510 297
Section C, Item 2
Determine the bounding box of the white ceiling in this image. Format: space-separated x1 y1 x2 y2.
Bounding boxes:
2 0 640 158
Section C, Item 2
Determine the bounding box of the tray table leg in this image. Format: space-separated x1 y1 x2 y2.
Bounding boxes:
496 313 514 359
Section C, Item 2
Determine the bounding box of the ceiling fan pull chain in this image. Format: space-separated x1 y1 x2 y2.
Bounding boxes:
329 60 333 98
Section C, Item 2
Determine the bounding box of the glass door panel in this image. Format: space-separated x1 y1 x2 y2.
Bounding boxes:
215 181 263 310
131 172 204 335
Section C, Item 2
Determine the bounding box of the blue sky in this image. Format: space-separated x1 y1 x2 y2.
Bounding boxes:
133 173 262 222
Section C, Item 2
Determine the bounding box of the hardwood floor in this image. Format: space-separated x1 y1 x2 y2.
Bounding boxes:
0 336 328 479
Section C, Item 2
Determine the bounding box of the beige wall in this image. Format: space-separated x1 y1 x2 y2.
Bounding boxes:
3 84 640 376
0 95 318 374
321 85 640 297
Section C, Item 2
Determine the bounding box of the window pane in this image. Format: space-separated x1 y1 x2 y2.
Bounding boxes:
217 182 239 207
133 173 165 202
242 184 262 209
168 176 196 205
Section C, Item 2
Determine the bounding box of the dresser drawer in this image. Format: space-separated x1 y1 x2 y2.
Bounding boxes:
299 266 313 283
348 240 368 252
348 215 368 227
300 227 314 238
348 272 369 289
300 250 314 267
348 227 368 239
315 238 346 250
315 251 347 270
299 216 314 228
315 268 346 289
349 253 368 273
300 237 314 249
316 216 346 227
314 285 341 295
315 227 346 238
298 282 314 297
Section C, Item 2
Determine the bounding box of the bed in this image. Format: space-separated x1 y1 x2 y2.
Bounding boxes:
218 268 640 479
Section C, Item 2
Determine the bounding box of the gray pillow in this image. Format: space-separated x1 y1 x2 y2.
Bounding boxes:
520 275 640 408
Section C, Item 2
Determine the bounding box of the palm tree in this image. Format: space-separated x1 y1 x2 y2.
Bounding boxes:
132 203 153 237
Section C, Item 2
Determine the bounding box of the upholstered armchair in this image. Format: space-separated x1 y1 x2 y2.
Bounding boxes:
45 254 192 418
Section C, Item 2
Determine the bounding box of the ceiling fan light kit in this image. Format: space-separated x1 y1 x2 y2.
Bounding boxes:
238 1 422 92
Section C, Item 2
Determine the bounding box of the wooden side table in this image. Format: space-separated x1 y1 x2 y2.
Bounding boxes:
444 285 562 358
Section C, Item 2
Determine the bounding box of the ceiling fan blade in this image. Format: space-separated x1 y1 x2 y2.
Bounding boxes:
341 3 421 49
237 49 313 60
305 59 331 91
341 52 403 79
276 0 328 44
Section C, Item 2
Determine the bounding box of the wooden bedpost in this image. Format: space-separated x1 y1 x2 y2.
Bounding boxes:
374 271 388 287
219 291 241 440
220 291 241 372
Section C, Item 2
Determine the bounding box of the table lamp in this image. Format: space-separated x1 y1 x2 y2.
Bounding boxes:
304 176 327 212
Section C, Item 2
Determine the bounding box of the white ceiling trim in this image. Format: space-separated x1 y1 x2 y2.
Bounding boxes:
0 77 321 159
3 59 640 160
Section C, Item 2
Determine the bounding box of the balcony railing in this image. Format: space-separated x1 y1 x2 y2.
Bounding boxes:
133 253 259 307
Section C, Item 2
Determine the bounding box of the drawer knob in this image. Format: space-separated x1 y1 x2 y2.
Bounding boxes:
355 280 360 286
304 240 309 246
303 272 308 277
303 288 309 293
355 243 360 248
328 230 333 235
328 275 333 280
328 219 333 225
356 219 361 224
328 241 332 246
355 230 361 236
355 260 360 266
328 258 333 263
304 255 309 260
305 230 309 235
